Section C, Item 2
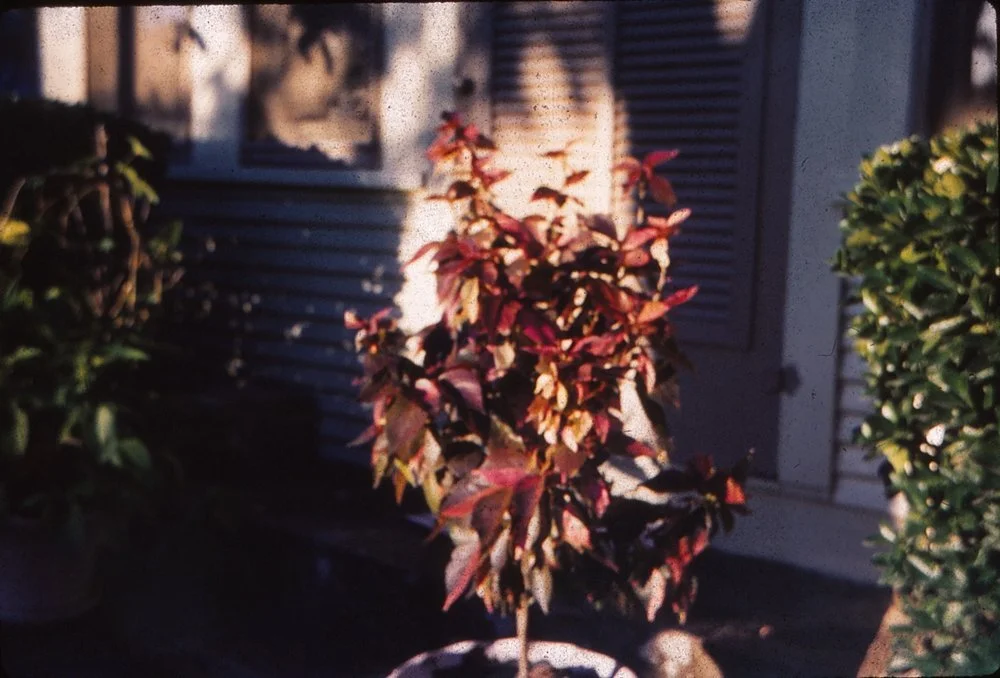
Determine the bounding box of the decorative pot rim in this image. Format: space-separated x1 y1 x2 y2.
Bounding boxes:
387 638 638 678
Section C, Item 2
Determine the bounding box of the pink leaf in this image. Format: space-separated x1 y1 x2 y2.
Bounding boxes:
637 300 669 325
440 367 485 413
476 467 529 488
625 439 658 458
648 175 677 207
622 227 660 251
415 378 441 410
404 241 442 268
442 538 482 611
662 285 699 310
643 149 680 170
346 423 380 447
530 187 568 207
648 208 691 231
561 506 592 551
344 310 365 330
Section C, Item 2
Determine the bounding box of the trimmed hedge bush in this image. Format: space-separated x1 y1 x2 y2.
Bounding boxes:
833 121 999 675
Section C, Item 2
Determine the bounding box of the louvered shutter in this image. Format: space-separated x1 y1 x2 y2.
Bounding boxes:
490 1 615 214
613 0 767 348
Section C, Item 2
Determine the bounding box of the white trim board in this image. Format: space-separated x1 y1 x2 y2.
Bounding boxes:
776 0 920 495
180 4 458 190
36 7 87 104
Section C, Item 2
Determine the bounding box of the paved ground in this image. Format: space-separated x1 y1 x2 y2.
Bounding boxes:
0 462 891 677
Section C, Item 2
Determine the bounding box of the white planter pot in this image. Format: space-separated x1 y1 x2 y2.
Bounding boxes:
0 516 103 623
388 638 638 678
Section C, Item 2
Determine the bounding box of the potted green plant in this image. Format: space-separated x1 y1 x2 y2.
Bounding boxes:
346 113 750 677
0 116 183 623
833 121 999 676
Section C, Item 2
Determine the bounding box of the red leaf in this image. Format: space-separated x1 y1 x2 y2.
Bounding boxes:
442 537 482 611
404 241 442 268
622 227 660 251
613 158 641 174
447 181 477 201
662 285 699 310
498 301 522 335
471 486 514 546
511 476 546 550
593 412 610 443
347 423 380 447
415 378 442 410
561 506 592 551
552 443 587 478
724 476 747 506
565 170 590 186
643 149 680 170
586 214 617 239
625 439 658 458
344 309 365 330
474 134 497 151
572 333 620 358
519 308 558 347
440 483 506 519
530 187 568 207
461 123 480 142
440 366 485 413
648 175 677 207
385 396 428 461
637 300 669 325
623 248 651 268
648 208 691 232
476 467 529 488
581 473 610 518
690 454 714 480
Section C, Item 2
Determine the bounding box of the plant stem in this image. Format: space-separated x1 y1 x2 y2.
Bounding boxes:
516 598 530 678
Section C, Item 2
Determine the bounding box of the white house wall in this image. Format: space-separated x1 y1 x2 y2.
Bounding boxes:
28 2 927 584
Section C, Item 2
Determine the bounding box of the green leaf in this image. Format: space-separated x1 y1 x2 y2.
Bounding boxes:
95 404 116 448
101 344 149 363
119 437 152 471
116 163 159 204
914 266 957 292
945 244 985 276
0 218 30 247
986 163 998 194
4 405 30 457
2 346 42 369
938 173 966 199
127 136 154 160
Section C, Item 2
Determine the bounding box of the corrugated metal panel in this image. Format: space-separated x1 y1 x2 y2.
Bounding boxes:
160 180 409 459
612 0 766 347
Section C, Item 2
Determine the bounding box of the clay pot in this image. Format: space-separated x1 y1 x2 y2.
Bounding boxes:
387 638 638 678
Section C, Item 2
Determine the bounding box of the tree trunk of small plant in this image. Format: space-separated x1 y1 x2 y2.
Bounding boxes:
516 598 530 678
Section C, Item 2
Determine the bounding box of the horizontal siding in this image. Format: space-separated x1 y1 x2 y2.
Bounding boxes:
834 279 884 511
161 180 408 463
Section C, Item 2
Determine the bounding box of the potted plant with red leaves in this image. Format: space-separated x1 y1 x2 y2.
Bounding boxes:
346 112 751 678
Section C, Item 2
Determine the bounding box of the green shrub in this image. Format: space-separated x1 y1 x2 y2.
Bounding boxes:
0 99 183 534
833 120 999 676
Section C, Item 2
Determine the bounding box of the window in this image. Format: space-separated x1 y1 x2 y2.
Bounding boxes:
83 4 455 189
244 4 382 170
